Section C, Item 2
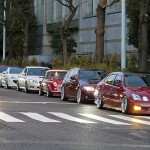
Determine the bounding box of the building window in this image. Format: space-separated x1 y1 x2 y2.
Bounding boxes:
82 0 93 17
107 0 121 13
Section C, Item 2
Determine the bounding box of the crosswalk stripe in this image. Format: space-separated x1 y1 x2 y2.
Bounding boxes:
79 114 131 125
20 112 61 123
138 116 150 120
48 112 96 124
0 112 24 122
110 115 150 125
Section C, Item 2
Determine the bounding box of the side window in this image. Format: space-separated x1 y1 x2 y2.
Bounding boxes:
105 74 116 85
45 72 50 79
113 75 122 86
69 70 75 78
24 68 27 75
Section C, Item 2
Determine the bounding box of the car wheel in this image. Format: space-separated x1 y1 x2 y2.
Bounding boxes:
39 86 44 96
46 87 52 97
77 89 83 103
97 92 103 109
121 96 129 114
61 87 68 101
16 82 21 91
25 83 29 93
0 80 3 87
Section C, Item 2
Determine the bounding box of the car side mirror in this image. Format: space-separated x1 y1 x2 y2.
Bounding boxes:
21 72 26 76
2 71 6 74
70 75 77 80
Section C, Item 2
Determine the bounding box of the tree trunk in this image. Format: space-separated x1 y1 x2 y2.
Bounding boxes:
61 30 67 65
23 22 29 58
96 3 106 63
138 0 149 72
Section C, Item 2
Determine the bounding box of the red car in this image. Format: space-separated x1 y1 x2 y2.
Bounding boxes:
94 72 150 114
39 70 67 97
61 68 101 103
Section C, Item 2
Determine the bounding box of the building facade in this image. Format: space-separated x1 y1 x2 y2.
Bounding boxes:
32 0 135 62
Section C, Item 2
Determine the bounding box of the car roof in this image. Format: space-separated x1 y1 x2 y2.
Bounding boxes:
25 66 49 69
46 69 67 72
110 71 150 76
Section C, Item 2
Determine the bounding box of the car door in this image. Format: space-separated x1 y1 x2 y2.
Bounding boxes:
101 74 116 107
109 74 123 109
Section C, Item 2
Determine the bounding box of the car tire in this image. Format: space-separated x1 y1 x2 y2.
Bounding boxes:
17 82 21 91
6 80 9 89
39 86 44 96
121 96 129 114
61 87 68 101
46 87 52 97
96 92 103 109
77 89 83 103
25 83 29 93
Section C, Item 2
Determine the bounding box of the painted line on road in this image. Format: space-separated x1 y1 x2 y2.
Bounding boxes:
20 112 61 123
79 114 131 125
0 101 77 105
0 112 24 122
110 115 150 125
137 116 150 120
48 112 96 124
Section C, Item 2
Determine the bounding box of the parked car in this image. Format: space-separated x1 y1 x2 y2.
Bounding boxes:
39 69 67 97
0 65 9 87
94 72 150 114
61 68 101 103
17 66 49 93
1 67 23 88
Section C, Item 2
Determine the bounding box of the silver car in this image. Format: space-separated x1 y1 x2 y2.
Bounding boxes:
1 67 23 88
17 66 49 93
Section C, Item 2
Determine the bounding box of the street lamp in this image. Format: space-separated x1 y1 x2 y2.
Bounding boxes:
3 0 6 60
121 0 126 70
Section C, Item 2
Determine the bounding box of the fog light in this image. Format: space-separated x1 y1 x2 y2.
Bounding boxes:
134 106 141 111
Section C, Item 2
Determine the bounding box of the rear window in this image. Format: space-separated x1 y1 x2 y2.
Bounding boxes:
51 71 67 80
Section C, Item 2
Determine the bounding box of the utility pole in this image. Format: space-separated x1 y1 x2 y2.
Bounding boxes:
3 0 6 60
121 0 126 70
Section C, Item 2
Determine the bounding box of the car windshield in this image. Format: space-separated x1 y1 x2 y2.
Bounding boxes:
51 71 67 80
9 68 23 74
27 68 48 76
125 74 150 87
0 66 8 73
79 70 100 80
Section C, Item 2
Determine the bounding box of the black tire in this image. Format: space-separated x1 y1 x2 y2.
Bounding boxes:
46 87 52 97
77 89 83 103
16 82 21 91
121 96 129 114
6 80 9 89
39 86 44 96
96 92 103 109
61 87 68 101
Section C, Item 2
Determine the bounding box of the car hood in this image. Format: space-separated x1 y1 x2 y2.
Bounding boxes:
127 87 150 97
27 76 44 82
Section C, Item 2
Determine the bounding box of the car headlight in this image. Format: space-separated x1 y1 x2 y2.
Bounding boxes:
143 96 149 101
132 93 141 101
29 79 38 83
94 89 99 96
83 86 94 91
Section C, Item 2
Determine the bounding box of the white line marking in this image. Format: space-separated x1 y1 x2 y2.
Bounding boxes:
110 115 150 125
48 112 96 124
20 112 61 123
79 114 131 125
0 112 24 122
138 116 150 120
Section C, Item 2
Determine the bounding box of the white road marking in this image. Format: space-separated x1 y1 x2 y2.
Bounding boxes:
110 115 150 125
138 116 150 120
0 112 24 122
20 112 61 123
79 114 131 125
48 112 96 124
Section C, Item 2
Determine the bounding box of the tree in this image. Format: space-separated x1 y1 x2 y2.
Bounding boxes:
50 29 77 55
55 0 85 65
126 0 150 71
11 0 35 59
95 0 120 63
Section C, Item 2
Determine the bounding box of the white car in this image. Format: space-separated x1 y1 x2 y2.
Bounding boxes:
1 67 23 88
17 66 49 93
0 65 9 87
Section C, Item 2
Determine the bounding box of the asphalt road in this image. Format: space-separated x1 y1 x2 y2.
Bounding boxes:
0 87 150 150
